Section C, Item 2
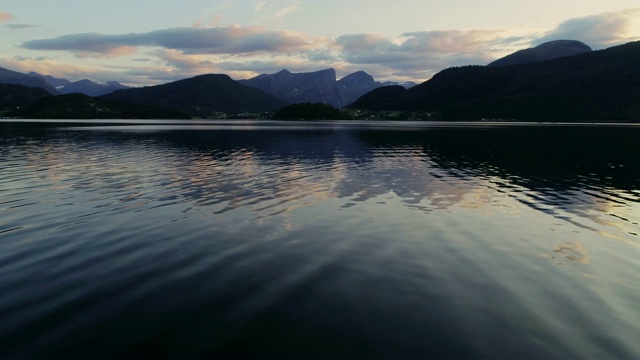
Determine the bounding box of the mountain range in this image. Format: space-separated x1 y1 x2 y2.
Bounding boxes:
350 40 640 122
1 66 412 115
1 66 413 109
3 73 291 118
3 39 640 121
27 72 130 97
0 68 129 97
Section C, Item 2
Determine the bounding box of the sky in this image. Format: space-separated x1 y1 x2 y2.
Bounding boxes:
1 0 639 86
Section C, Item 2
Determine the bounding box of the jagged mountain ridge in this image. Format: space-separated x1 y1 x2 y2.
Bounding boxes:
239 69 415 108
239 69 345 108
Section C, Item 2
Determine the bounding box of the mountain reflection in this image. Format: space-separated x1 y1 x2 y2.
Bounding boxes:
6 122 638 240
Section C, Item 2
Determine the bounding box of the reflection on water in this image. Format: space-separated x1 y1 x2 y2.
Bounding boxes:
0 121 639 358
551 241 590 265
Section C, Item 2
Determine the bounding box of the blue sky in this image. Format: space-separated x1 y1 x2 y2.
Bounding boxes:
1 0 639 86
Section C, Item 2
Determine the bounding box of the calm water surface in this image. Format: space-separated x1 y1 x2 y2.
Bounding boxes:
1 120 639 358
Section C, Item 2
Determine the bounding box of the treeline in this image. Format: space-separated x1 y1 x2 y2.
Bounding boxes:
0 84 51 115
273 103 353 120
8 93 191 119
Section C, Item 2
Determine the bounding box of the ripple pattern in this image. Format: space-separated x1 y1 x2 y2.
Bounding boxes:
0 122 639 358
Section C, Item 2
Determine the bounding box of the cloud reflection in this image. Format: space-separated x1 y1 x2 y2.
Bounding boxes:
8 123 638 243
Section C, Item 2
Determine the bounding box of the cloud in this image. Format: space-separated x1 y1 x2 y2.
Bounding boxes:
336 30 511 77
6 24 39 30
22 25 312 57
17 24 525 84
0 11 13 22
272 1 301 19
536 7 640 48
23 33 139 57
254 1 268 12
254 0 301 21
152 49 216 73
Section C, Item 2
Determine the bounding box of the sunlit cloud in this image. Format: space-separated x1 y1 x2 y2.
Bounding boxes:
153 49 214 70
0 11 14 22
335 30 517 79
192 15 223 28
535 7 640 48
337 30 511 64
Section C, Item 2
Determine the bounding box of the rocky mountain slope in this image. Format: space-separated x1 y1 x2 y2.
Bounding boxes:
239 69 415 108
239 69 345 107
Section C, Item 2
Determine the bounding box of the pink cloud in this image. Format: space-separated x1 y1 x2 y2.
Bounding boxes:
0 11 14 22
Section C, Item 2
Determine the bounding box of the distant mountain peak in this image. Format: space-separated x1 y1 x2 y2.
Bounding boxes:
58 79 130 97
536 39 591 50
0 67 58 94
240 68 389 108
339 71 375 83
488 39 592 67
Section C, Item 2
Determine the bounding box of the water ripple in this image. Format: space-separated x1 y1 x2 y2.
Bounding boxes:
0 122 639 358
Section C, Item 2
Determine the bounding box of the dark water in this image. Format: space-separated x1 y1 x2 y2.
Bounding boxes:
1 120 639 358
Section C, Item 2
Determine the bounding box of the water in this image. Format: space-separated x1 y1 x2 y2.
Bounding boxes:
1 120 639 358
